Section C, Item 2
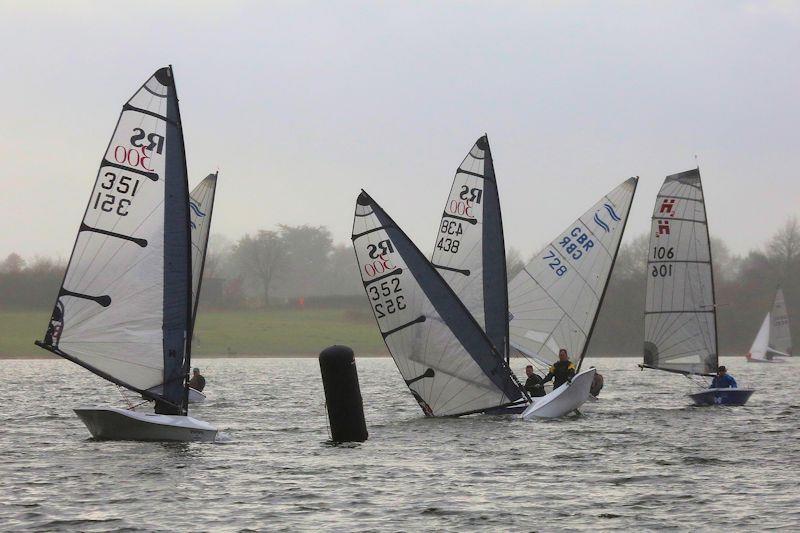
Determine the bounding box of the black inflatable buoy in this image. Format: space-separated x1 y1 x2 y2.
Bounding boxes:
319 345 368 443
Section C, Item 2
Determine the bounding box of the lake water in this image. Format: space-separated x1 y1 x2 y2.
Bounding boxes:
0 356 798 531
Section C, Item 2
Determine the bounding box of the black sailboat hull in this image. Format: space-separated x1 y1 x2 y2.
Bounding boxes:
688 388 755 406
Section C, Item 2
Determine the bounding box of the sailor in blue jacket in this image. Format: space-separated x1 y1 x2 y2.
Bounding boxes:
709 366 737 389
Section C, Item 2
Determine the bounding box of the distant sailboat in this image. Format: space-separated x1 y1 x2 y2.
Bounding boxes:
746 288 792 363
640 168 754 406
507 178 638 418
35 67 217 441
352 190 526 417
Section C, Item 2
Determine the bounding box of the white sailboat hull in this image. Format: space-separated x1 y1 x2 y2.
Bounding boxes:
74 407 218 442
746 354 786 363
520 368 595 420
188 388 207 403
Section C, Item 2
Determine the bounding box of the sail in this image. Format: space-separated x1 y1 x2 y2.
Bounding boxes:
189 173 218 328
643 169 717 376
352 191 524 416
36 67 192 410
769 288 792 355
430 135 508 358
507 178 638 367
748 313 771 360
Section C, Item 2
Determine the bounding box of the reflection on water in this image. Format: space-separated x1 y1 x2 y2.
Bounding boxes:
0 357 798 530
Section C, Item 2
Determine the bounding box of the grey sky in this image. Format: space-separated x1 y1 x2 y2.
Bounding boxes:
1 1 798 261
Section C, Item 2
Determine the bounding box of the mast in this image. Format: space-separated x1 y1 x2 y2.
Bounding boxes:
697 169 719 370
577 177 639 372
163 64 193 416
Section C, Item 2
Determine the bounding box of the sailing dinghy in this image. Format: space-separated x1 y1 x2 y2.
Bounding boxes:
746 288 792 363
352 190 527 417
507 178 638 419
640 168 754 406
35 67 218 441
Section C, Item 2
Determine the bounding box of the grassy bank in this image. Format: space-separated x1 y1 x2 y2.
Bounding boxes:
0 309 387 357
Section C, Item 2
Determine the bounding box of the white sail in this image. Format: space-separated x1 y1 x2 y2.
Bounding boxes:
352 191 524 416
430 135 508 358
769 288 792 356
643 169 717 375
507 177 638 366
38 67 192 409
748 313 772 361
189 173 218 326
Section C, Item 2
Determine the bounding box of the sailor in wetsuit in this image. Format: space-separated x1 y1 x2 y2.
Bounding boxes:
523 365 546 397
542 349 576 390
188 367 206 392
709 366 737 389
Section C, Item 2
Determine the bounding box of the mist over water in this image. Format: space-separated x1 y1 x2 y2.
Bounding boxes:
1 357 798 531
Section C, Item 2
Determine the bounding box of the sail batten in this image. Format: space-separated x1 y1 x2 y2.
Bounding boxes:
508 178 638 368
353 190 523 417
643 168 717 376
36 67 192 412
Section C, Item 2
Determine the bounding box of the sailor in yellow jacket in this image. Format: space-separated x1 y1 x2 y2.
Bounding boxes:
542 349 576 390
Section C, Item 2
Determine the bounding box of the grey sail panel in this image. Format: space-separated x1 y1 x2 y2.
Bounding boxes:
37 67 191 410
769 288 792 355
431 135 509 359
508 178 638 366
643 169 717 375
353 191 523 416
189 173 218 328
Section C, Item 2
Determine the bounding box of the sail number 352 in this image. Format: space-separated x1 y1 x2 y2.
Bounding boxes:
368 278 406 318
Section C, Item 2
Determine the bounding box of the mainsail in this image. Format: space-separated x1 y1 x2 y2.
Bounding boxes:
769 288 792 356
189 173 218 329
747 313 772 361
352 191 524 416
507 178 638 368
642 169 717 376
430 135 508 359
36 67 193 413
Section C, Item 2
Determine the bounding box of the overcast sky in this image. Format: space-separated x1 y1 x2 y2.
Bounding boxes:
1 0 798 262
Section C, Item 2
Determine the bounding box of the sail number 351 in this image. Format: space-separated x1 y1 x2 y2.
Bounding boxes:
92 172 141 217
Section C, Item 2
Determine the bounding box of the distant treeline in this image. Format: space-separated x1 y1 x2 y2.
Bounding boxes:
2 218 798 355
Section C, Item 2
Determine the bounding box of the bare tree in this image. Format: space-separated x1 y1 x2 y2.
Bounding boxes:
232 231 286 307
0 253 25 274
767 217 800 276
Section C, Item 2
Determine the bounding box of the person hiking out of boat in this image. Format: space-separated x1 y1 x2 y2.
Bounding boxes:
188 367 206 391
709 366 737 389
542 349 576 390
523 365 546 397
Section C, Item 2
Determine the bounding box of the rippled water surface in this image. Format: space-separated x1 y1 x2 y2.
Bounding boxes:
1 356 798 531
